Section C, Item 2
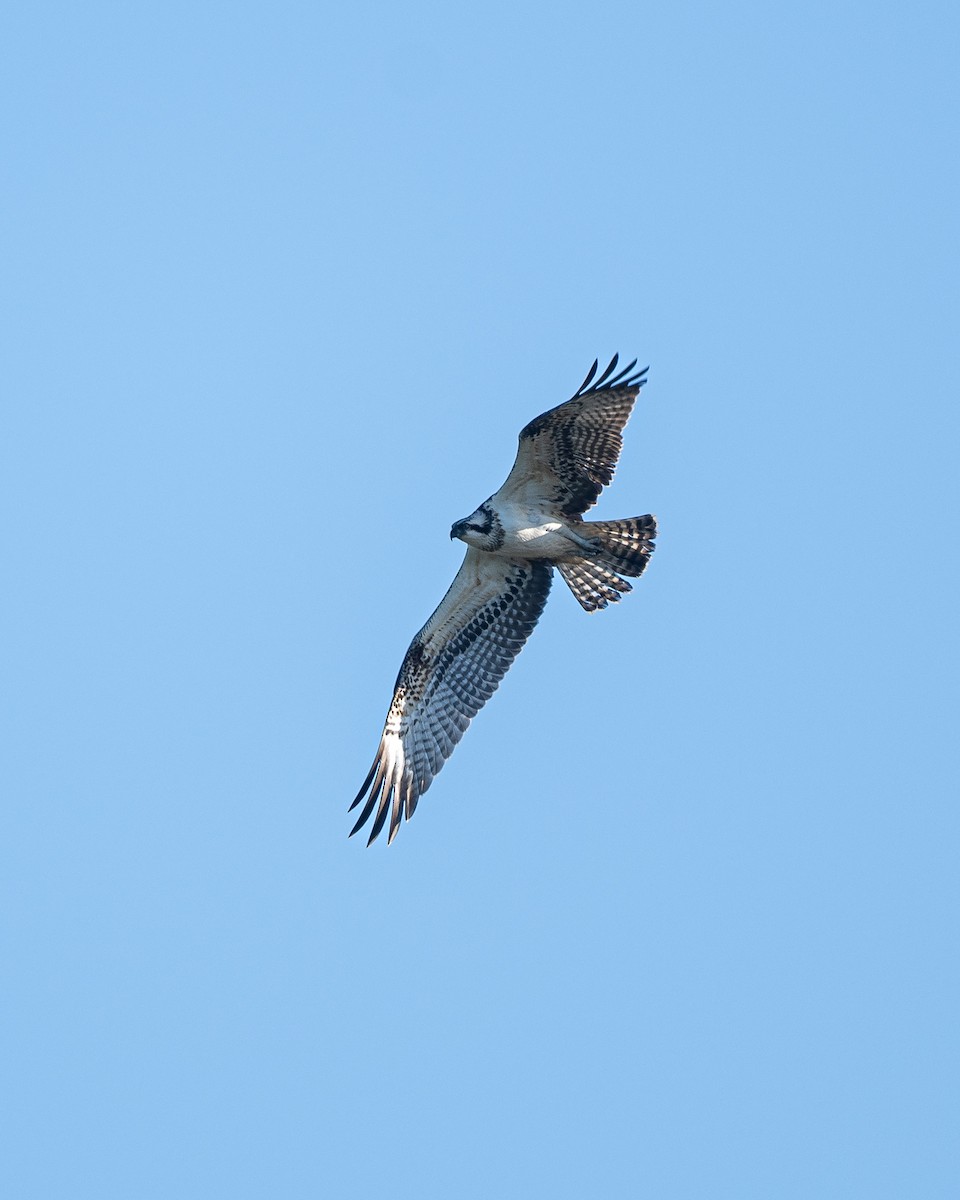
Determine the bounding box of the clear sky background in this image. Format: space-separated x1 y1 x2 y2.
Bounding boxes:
3 2 958 1197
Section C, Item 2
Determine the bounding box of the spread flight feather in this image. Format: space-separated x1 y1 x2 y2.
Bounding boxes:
350 354 657 845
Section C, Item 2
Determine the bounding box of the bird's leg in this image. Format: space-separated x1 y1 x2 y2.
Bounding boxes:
561 527 604 555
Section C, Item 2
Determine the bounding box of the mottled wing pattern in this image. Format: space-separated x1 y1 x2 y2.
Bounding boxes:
350 550 553 845
499 354 648 515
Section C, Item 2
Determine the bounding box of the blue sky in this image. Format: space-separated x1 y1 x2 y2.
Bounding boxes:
3 2 958 1196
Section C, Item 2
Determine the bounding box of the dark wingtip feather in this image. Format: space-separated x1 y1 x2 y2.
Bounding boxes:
349 809 369 838
576 358 599 395
349 757 386 838
607 357 639 386
628 364 650 389
367 785 393 845
349 758 378 812
387 788 403 845
576 355 649 397
594 353 620 388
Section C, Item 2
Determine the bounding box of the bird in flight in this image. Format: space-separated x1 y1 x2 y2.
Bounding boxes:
350 354 657 845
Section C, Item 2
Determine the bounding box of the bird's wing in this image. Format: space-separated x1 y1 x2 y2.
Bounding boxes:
350 549 553 845
496 354 648 516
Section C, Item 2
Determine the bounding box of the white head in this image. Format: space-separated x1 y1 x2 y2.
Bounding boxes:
450 501 505 551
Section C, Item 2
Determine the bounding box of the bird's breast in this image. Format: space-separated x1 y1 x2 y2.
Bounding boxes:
499 521 571 559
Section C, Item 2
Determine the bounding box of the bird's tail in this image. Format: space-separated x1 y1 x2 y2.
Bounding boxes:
557 515 657 612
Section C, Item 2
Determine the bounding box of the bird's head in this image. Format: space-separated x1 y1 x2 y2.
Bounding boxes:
450 501 504 551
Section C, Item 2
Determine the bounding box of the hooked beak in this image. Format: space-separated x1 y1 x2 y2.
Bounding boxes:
450 519 467 541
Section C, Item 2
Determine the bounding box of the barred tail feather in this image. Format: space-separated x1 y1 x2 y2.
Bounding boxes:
557 558 631 612
588 514 657 577
558 515 657 612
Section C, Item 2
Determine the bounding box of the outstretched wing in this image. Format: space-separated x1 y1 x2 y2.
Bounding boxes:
350 550 553 846
496 354 648 516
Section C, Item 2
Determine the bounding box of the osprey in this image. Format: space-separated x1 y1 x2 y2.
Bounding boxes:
350 354 657 845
